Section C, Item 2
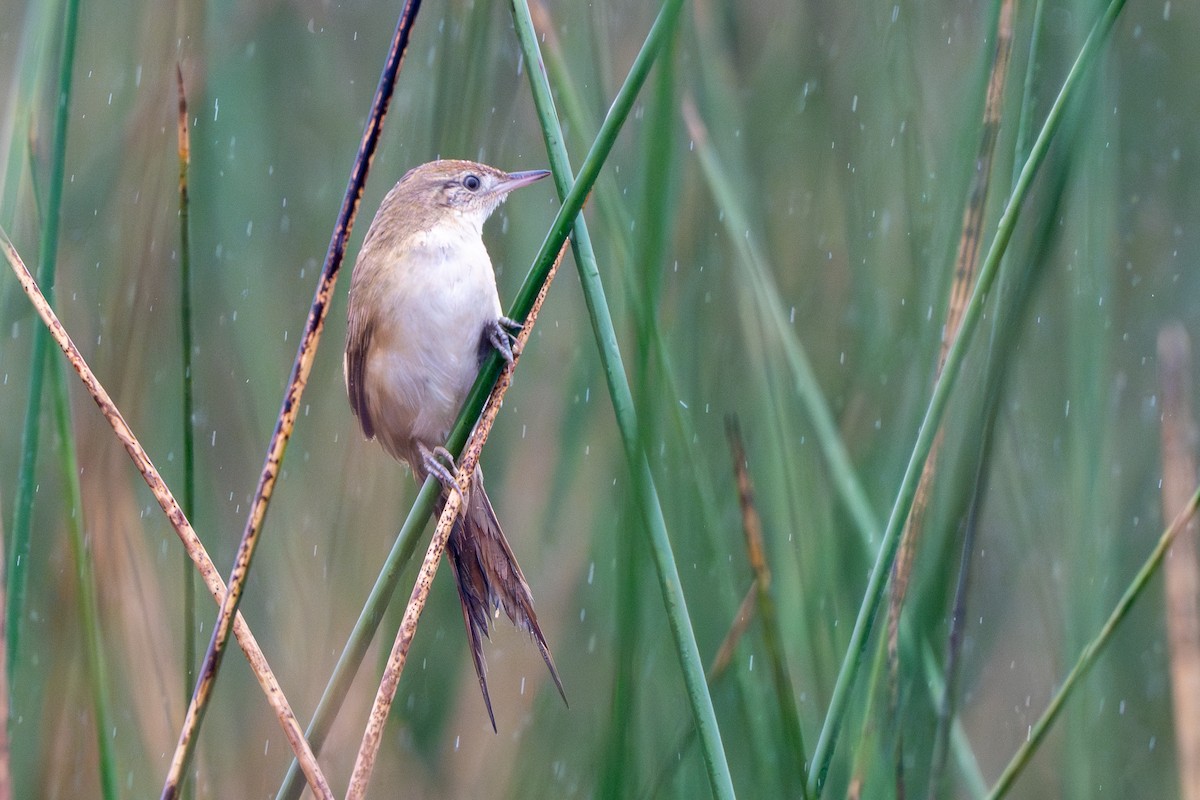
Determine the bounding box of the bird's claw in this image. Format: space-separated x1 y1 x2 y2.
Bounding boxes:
419 443 469 509
483 317 523 364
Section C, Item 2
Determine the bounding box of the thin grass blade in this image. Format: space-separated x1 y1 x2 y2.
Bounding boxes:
8 0 81 681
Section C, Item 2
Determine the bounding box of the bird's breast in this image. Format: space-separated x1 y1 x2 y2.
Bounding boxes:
357 224 503 455
387 226 501 347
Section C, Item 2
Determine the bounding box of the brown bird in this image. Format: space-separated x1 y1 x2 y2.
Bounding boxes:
344 159 566 730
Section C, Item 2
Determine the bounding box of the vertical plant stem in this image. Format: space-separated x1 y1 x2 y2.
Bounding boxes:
50 362 118 800
887 1 1014 793
929 10 1066 793
1013 0 1048 183
639 582 761 800
601 24 677 796
928 92 1079 799
925 422 990 800
175 61 198 714
1157 324 1200 800
509 2 735 797
807 0 1129 792
161 3 423 791
601 498 640 800
174 64 197 800
8 0 81 679
726 418 809 795
888 0 1014 679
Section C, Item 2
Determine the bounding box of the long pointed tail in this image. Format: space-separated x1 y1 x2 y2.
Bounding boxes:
442 465 566 731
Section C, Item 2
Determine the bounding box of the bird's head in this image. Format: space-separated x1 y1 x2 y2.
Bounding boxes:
393 159 551 230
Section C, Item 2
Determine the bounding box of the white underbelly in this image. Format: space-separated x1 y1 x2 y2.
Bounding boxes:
361 231 503 463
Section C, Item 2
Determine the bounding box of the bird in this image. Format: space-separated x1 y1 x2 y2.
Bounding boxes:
344 158 565 730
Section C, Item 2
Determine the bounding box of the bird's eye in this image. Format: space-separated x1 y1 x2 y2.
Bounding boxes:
463 174 482 191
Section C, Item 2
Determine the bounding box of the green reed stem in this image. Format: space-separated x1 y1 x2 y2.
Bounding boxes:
509 2 735 797
51 362 118 799
9 0 81 679
175 65 198 717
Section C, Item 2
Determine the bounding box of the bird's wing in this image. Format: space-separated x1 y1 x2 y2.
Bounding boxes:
344 301 376 441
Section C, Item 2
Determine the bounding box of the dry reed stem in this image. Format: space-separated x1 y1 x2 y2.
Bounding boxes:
705 417 771 680
168 2 423 791
727 418 770 590
639 414 810 798
176 65 190 194
885 0 1015 703
708 584 758 681
878 4 1014 793
0 230 332 800
725 415 807 791
1158 323 1200 800
345 239 569 800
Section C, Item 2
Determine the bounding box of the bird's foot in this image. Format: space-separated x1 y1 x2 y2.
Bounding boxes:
483 316 523 365
419 443 469 509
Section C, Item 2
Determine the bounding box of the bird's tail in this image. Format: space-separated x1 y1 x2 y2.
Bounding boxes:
441 465 566 731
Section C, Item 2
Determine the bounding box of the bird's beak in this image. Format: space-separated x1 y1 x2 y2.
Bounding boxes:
497 169 552 194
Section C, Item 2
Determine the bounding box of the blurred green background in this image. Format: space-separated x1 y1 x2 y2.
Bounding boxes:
2 0 1199 797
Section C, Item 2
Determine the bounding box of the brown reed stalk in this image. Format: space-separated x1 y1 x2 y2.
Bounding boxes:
888 0 1014 645
345 239 568 800
1157 323 1200 800
707 586 757 681
634 418 814 799
726 416 809 794
883 0 1014 787
0 229 333 800
164 2 424 792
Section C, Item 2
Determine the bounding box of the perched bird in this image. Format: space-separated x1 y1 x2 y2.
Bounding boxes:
344 159 565 730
